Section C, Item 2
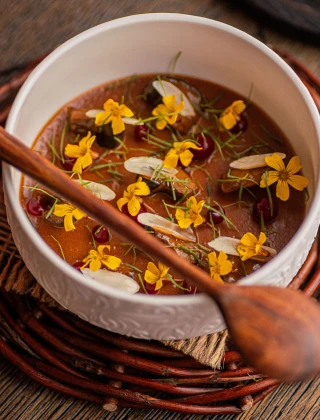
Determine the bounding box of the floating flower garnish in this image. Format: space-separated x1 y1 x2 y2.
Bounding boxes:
144 262 169 292
152 80 196 117
94 99 134 135
82 245 121 272
260 153 309 201
208 236 277 261
175 196 205 229
163 141 202 169
237 232 270 261
53 204 86 232
208 251 232 283
152 94 184 130
117 177 150 216
219 100 246 130
64 131 98 174
82 268 139 294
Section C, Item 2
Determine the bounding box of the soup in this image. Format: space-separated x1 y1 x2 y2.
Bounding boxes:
20 73 308 295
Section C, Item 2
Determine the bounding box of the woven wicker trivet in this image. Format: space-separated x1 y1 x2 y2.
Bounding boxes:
0 48 319 414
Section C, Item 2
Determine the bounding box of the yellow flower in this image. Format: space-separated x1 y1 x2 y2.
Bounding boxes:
64 131 98 174
175 196 205 229
95 99 134 135
117 177 150 216
53 203 86 232
82 245 122 272
208 251 232 283
163 141 202 169
219 100 246 130
237 232 270 261
260 153 309 201
152 94 184 130
144 262 169 291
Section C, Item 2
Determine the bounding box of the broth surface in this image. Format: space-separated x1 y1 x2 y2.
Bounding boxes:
21 74 306 295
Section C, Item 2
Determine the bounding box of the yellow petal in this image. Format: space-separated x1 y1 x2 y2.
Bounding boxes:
104 98 118 111
163 94 176 110
90 259 101 272
155 279 163 291
208 251 218 266
179 149 194 167
158 263 169 278
286 156 302 176
265 153 285 172
53 203 72 217
133 181 150 196
193 213 205 227
219 112 237 130
218 250 229 263
73 208 86 221
64 213 75 232
97 245 111 254
102 256 122 271
276 180 290 201
232 100 246 115
175 101 184 113
119 104 134 118
260 171 278 188
65 144 82 159
220 260 232 276
237 244 255 261
211 271 224 283
117 197 129 211
287 174 309 191
127 196 141 216
164 149 179 168
72 158 83 174
156 118 167 130
80 153 93 170
258 232 267 246
240 232 257 247
181 141 202 151
95 111 111 126
112 116 125 135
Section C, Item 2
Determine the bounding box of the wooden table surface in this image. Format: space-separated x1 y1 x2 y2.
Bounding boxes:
0 1 320 419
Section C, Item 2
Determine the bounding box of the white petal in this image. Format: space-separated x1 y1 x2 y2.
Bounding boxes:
122 117 143 126
208 236 277 261
138 213 196 242
152 80 196 117
85 109 104 118
74 179 116 201
82 268 139 294
124 156 178 178
230 153 286 170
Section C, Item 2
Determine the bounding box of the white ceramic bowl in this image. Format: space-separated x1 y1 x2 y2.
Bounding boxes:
3 14 320 340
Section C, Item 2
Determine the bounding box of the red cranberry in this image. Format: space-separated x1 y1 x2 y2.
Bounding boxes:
192 133 215 160
144 281 158 295
60 154 77 171
231 114 248 134
72 262 84 272
121 203 147 224
92 225 110 243
26 196 52 216
135 124 149 141
183 280 197 295
253 197 278 223
206 205 225 225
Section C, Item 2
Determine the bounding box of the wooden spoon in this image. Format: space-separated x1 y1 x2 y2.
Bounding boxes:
1 126 320 383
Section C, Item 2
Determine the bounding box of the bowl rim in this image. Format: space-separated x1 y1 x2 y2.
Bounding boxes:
3 13 320 307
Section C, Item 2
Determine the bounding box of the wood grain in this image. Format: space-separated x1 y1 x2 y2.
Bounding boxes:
0 0 320 418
